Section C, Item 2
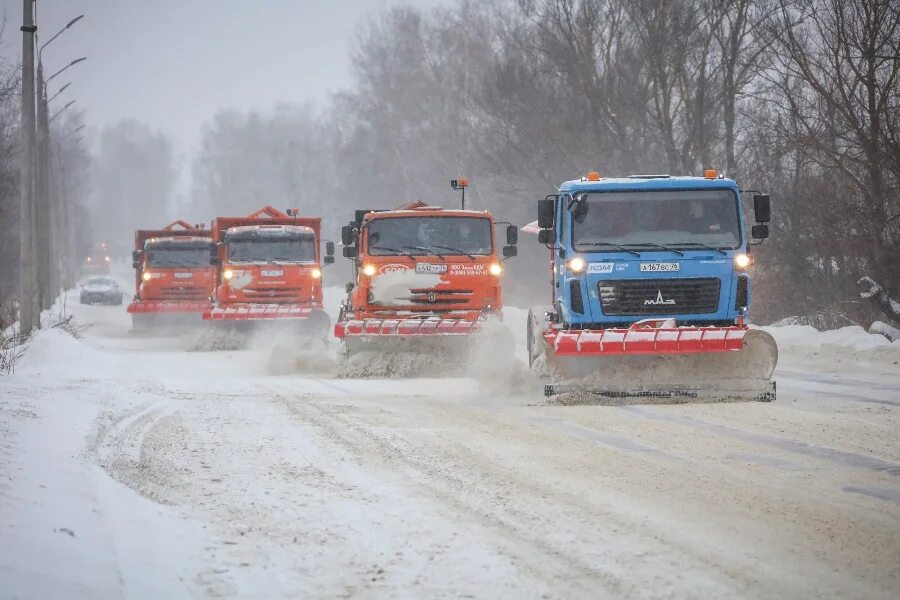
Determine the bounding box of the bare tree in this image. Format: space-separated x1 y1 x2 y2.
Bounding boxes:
768 0 900 293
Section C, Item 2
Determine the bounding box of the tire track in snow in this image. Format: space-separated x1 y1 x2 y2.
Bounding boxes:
271 389 822 598
621 406 900 477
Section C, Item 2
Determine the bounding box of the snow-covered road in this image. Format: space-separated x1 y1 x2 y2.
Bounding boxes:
2 292 899 598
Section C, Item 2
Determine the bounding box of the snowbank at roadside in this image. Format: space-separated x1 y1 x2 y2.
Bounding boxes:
765 324 892 351
13 327 122 380
764 323 900 372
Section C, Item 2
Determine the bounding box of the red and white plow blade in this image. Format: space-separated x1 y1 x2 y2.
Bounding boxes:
335 318 482 338
547 325 747 356
127 301 211 314
203 305 316 320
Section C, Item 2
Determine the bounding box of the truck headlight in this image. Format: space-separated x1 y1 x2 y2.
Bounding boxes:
734 254 752 269
567 256 586 273
311 268 322 279
362 264 376 277
489 263 502 276
223 269 234 280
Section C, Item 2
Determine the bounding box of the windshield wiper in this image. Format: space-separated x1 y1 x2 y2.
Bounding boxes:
370 245 415 259
623 242 684 256
427 244 477 260
669 241 728 255
402 245 446 259
576 242 641 256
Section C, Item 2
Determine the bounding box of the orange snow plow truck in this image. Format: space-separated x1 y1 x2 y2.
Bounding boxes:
203 206 334 333
128 220 215 329
334 200 519 357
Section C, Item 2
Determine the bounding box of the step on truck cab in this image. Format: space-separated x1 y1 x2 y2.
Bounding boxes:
203 206 334 332
528 170 778 400
334 198 518 353
127 220 215 329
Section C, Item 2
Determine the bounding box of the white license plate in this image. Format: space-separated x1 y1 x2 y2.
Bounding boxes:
174 272 192 279
640 262 680 272
261 269 283 277
415 263 448 274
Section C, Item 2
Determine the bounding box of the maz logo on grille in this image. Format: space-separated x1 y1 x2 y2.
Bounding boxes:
644 290 676 306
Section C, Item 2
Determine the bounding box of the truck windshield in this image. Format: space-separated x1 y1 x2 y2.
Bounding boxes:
570 189 741 251
227 237 316 264
366 217 493 256
146 246 212 268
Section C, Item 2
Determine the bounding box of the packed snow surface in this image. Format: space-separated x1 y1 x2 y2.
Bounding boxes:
1 288 899 598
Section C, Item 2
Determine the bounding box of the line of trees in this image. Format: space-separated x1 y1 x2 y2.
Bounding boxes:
187 0 898 322
0 18 93 331
5 1 896 328
0 18 23 329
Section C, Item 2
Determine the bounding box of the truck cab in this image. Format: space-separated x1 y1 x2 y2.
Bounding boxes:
215 224 325 307
127 221 216 327
135 236 215 304
205 206 334 324
538 172 771 328
339 203 518 322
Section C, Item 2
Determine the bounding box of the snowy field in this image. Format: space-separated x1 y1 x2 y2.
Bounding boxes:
1 284 899 598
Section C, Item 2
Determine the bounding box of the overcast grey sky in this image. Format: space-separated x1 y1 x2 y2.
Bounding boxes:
0 0 445 159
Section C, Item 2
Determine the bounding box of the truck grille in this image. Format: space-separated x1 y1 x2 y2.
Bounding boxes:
406 288 473 306
160 286 207 301
243 287 304 303
598 278 720 316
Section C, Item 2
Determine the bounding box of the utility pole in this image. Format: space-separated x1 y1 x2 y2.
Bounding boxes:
19 0 37 334
35 61 51 310
35 16 85 310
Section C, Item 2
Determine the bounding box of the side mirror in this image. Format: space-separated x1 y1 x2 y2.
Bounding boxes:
538 229 554 245
341 225 354 246
131 250 140 262
326 241 335 256
752 224 769 240
753 194 771 223
324 255 335 265
503 245 518 258
210 256 221 266
537 197 555 229
132 260 140 269
343 246 358 258
506 224 518 246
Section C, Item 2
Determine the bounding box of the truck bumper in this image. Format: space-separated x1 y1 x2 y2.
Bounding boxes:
127 301 210 314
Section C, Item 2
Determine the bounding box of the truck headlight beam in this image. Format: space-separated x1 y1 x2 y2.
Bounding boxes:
734 253 752 269
567 256 586 273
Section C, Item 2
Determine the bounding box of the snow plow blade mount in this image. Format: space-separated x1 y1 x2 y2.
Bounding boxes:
204 305 321 321
128 301 211 314
335 318 482 338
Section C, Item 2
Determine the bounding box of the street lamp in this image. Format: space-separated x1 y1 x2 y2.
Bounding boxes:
50 100 76 123
39 14 85 60
46 57 87 85
60 124 86 140
48 82 71 104
34 14 85 311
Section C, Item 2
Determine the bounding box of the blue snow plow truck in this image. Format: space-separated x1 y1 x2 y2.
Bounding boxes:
527 170 778 402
